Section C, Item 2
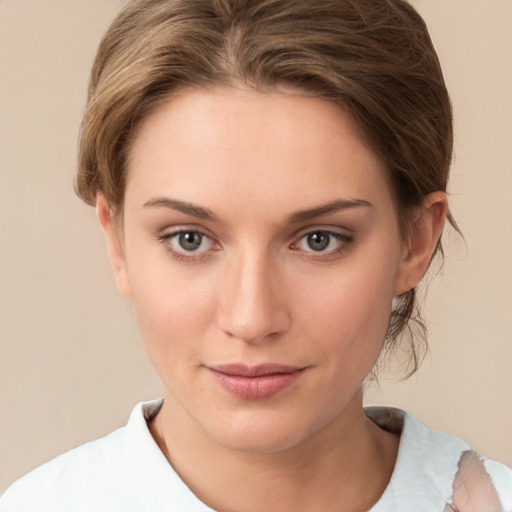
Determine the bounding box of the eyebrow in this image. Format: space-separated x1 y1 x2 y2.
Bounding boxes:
143 196 372 223
143 197 217 220
287 198 373 223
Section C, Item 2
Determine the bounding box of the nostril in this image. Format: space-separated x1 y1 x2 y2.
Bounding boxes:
218 306 290 345
215 256 291 343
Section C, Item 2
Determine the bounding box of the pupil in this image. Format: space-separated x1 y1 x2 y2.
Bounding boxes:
307 232 330 251
179 232 202 251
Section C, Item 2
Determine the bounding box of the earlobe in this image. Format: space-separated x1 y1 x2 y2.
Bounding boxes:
394 191 448 296
96 194 133 300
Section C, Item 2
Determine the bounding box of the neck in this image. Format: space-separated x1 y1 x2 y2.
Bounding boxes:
150 389 399 512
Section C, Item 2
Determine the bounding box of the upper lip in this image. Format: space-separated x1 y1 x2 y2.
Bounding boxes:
207 363 305 377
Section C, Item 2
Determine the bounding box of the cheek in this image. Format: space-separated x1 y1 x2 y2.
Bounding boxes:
127 259 217 365
296 258 397 366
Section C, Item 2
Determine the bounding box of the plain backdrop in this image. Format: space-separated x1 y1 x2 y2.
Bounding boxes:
1 0 511 493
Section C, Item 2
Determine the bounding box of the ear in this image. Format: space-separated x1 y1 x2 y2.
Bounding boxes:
96 194 133 300
394 191 448 296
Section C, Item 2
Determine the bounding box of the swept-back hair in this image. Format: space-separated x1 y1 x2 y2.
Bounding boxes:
76 0 457 376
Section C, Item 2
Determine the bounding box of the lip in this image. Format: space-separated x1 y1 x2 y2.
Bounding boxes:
207 364 307 400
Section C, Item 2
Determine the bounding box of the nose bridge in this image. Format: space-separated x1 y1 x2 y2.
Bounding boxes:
217 246 289 344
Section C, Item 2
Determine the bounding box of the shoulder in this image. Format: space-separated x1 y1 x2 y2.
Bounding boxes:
0 400 212 512
0 401 163 512
0 423 130 512
366 407 512 512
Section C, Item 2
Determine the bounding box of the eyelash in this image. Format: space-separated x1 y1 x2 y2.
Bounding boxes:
157 229 218 262
157 228 354 262
289 229 354 260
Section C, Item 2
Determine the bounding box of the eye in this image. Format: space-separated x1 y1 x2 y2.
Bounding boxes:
305 232 333 252
175 231 206 252
291 229 352 257
158 229 217 259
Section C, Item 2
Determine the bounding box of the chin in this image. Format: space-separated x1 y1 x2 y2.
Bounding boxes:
200 408 328 454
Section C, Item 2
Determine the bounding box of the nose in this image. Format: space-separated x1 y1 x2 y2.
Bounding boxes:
216 251 291 344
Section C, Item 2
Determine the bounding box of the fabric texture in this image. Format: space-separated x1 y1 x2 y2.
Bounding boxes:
1 400 510 512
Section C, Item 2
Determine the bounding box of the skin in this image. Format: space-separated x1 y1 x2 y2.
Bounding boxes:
98 86 447 511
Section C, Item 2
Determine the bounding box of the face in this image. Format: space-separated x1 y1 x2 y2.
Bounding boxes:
100 86 437 453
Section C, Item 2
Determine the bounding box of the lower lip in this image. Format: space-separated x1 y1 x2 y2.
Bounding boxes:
208 369 306 400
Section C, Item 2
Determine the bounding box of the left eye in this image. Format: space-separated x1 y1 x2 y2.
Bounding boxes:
294 230 348 253
166 230 214 253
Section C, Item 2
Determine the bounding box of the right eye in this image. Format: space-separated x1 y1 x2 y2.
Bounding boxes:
158 229 217 260
174 231 208 252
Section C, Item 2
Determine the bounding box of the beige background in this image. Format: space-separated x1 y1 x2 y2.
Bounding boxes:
0 0 511 493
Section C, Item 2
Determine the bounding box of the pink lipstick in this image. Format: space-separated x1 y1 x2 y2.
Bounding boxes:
207 364 306 400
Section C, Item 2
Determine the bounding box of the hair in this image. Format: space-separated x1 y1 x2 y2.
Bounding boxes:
76 0 458 377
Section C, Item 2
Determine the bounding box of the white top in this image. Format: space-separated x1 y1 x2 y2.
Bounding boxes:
1 400 511 511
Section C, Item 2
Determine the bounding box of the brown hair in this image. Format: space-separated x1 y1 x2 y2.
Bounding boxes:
76 0 457 376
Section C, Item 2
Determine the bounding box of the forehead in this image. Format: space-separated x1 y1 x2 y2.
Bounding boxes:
125 86 393 221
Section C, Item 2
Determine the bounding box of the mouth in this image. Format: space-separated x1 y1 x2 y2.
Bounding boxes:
206 363 307 400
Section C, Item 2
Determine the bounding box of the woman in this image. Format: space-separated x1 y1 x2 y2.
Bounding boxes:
1 0 510 510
